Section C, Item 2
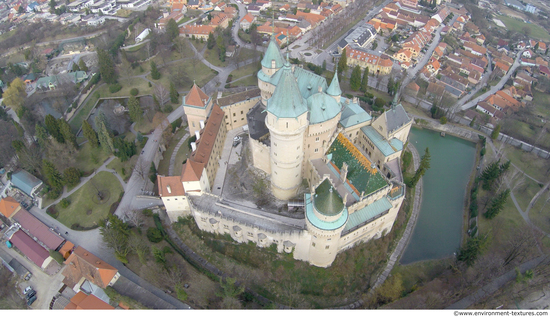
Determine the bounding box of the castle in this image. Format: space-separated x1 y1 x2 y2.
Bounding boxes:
157 38 412 267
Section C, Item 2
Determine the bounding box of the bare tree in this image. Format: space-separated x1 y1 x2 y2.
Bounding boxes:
122 208 145 228
135 158 149 180
154 84 170 106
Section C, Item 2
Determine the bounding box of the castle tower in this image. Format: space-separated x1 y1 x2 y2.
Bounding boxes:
305 178 348 267
182 83 212 136
258 37 285 103
265 62 308 200
326 73 342 104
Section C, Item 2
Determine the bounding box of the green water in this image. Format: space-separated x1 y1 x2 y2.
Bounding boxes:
400 128 476 264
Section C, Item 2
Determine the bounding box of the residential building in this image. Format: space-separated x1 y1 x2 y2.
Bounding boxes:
62 246 120 292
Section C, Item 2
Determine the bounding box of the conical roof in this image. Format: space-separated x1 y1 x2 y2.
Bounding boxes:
266 63 308 118
261 37 285 69
313 179 344 216
326 73 342 96
307 92 341 124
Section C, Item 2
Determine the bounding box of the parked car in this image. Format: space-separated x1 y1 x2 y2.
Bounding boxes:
24 272 32 281
23 286 32 295
27 295 37 306
26 290 36 300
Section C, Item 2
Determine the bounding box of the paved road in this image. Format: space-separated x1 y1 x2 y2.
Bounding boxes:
452 52 493 110
458 50 524 111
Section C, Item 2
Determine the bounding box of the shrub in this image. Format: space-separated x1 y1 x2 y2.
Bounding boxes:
164 104 173 113
59 198 70 208
109 83 122 93
148 81 152 87
142 209 153 217
46 206 58 219
440 116 447 124
147 227 164 243
49 249 65 264
480 148 486 157
130 88 139 96
176 286 188 301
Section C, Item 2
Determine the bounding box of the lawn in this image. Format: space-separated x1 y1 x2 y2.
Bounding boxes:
229 63 258 80
528 189 550 234
204 48 228 68
125 43 145 52
513 177 541 211
391 258 452 294
70 88 101 133
135 112 168 134
54 171 123 229
497 15 550 41
107 133 139 182
228 75 257 87
157 127 189 176
532 90 550 119
238 48 260 62
96 77 153 98
147 59 217 92
501 141 550 183
74 143 112 173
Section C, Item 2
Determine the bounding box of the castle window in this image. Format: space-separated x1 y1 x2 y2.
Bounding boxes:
242 118 244 120
325 245 330 249
314 148 319 153
241 110 243 114
201 217 207 222
247 232 254 237
312 242 316 247
316 137 320 142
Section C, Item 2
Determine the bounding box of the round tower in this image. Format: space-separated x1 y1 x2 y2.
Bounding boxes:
305 178 348 267
265 62 308 200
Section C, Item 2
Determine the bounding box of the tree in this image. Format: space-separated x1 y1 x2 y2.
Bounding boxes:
469 117 476 127
216 277 245 309
207 32 216 50
491 124 501 140
45 114 64 143
82 120 99 148
409 148 431 187
361 67 369 92
154 84 170 106
376 273 404 305
440 116 448 124
128 96 143 123
96 48 117 84
166 19 179 42
63 167 81 187
128 231 149 265
350 66 362 91
58 118 77 148
49 0 56 13
217 35 226 62
457 234 490 266
35 124 49 149
99 214 131 263
534 42 539 52
150 61 161 80
170 81 179 104
373 97 386 110
42 159 64 189
3 78 26 113
484 189 510 219
96 119 114 153
481 160 501 191
337 48 347 79
78 59 88 72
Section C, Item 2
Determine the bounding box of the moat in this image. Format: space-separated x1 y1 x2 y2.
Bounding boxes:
401 127 476 264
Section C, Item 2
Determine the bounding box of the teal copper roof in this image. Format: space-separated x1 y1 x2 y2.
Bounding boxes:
326 73 342 96
307 92 341 124
313 179 344 216
339 100 372 128
305 193 348 231
361 126 403 157
266 64 308 118
293 67 328 99
11 170 43 196
344 196 392 232
261 38 285 69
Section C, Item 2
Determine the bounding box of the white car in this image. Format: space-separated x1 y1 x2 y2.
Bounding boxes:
23 286 33 295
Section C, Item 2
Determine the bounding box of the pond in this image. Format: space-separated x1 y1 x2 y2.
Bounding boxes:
400 128 477 264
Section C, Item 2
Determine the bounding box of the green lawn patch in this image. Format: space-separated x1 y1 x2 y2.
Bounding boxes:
134 112 168 135
532 90 550 119
229 63 258 80
125 43 144 52
228 75 257 87
203 48 228 67
74 143 111 174
107 154 138 182
70 89 101 133
54 171 123 229
514 177 541 211
501 142 550 183
147 58 217 92
528 189 550 234
96 77 152 98
157 127 189 176
497 15 550 41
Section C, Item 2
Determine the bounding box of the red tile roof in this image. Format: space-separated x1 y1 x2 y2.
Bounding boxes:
185 83 210 108
158 175 185 197
189 104 225 167
65 292 114 310
10 230 50 267
0 197 20 218
13 208 64 250
63 246 118 289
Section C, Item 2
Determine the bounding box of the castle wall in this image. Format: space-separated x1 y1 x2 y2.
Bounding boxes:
258 77 276 103
204 123 227 187
389 121 413 144
184 101 213 136
222 97 260 130
249 138 271 174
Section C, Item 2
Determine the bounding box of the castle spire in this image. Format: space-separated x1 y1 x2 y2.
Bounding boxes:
326 72 342 97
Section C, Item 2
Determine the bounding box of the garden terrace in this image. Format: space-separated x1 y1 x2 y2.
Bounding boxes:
326 134 388 196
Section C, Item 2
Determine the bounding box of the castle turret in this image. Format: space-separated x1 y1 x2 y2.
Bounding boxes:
265 62 308 200
305 178 348 267
258 37 286 103
326 73 342 104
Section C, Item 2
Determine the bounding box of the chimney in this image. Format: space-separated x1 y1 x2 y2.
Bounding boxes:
167 185 171 194
195 130 201 140
340 162 348 183
199 120 205 129
191 142 197 152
